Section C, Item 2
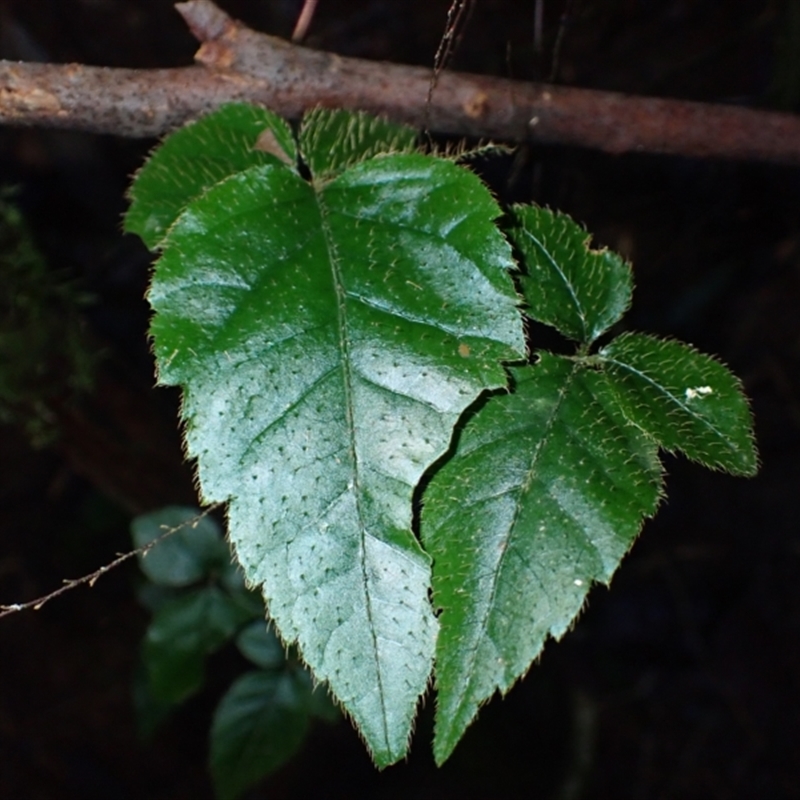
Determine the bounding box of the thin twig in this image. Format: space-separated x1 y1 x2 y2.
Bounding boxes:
549 0 576 83
425 0 475 133
292 0 319 42
0 504 222 619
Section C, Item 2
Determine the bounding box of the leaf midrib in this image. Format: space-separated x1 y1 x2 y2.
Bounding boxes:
314 184 392 757
600 352 733 452
440 360 580 741
518 226 588 341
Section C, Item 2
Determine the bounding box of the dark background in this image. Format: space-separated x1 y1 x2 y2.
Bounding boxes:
1 1 799 798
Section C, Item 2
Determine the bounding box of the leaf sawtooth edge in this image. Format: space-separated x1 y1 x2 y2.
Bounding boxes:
599 332 759 476
422 352 663 764
299 107 419 180
125 102 297 250
508 204 633 346
146 147 527 766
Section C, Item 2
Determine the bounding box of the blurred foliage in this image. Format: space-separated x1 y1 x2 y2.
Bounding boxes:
131 506 339 800
0 189 96 445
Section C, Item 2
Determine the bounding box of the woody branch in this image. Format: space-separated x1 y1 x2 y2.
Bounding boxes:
0 0 799 165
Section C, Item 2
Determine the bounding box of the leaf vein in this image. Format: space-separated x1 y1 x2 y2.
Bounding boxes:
603 356 733 450
517 226 587 341
450 362 580 716
315 187 393 754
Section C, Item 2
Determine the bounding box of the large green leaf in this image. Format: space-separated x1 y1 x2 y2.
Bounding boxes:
509 205 632 344
422 352 662 764
125 103 296 250
210 670 314 800
143 585 251 703
139 109 525 764
600 333 758 475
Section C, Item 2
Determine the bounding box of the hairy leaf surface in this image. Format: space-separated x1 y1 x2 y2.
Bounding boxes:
127 105 759 769
299 108 417 179
125 103 296 249
509 205 632 343
600 333 758 475
423 353 662 763
139 109 525 764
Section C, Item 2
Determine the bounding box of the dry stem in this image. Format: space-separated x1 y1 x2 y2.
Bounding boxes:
0 504 222 619
0 0 798 164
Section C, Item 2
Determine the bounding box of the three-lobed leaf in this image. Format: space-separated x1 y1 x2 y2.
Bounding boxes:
421 205 756 762
134 105 525 765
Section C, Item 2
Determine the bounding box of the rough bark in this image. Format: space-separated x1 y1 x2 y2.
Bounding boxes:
0 0 799 165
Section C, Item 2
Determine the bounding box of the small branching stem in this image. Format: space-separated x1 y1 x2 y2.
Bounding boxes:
0 503 222 619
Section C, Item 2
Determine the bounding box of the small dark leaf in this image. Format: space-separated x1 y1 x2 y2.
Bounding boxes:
143 586 251 703
210 670 313 800
236 621 286 670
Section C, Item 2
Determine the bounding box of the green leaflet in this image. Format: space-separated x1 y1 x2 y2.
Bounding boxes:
508 204 632 343
423 353 663 764
125 104 296 250
132 106 525 765
600 333 758 475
